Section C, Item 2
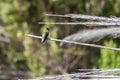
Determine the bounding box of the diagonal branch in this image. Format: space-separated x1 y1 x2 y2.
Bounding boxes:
60 27 120 44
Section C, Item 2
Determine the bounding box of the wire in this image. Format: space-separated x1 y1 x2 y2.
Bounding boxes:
46 14 120 22
31 69 120 80
38 22 120 26
25 34 120 51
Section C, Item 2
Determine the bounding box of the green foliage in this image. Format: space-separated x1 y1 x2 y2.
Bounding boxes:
92 40 120 68
100 40 120 68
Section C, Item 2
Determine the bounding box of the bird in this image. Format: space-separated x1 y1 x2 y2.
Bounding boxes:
41 28 49 43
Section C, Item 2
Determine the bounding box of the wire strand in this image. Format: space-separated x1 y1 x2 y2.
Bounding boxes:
46 14 120 22
25 34 120 51
38 22 120 26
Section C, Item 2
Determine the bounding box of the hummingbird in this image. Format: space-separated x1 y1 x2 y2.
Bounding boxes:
41 28 49 43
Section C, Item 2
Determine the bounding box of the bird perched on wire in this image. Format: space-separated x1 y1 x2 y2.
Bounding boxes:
41 28 49 43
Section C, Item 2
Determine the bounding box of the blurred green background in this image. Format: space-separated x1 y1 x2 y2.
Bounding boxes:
0 0 120 79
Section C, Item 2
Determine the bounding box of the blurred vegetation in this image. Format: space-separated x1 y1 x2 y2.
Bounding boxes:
100 40 120 68
92 40 120 68
0 0 120 78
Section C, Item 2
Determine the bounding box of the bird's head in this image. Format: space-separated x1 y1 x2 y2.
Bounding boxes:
46 28 49 32
46 28 49 30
